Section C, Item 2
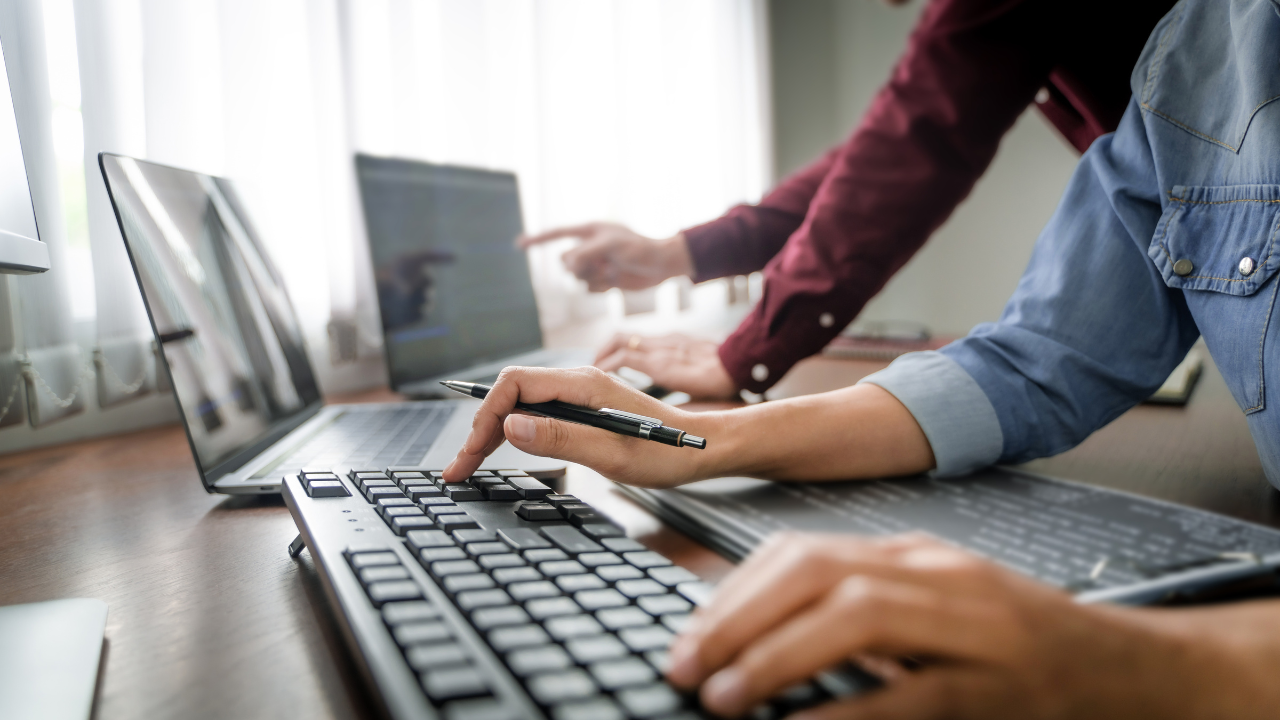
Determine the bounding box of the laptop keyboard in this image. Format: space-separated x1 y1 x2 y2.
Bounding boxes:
284 468 860 719
252 405 454 479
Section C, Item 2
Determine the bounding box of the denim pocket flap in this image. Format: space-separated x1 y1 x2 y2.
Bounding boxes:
1150 184 1280 296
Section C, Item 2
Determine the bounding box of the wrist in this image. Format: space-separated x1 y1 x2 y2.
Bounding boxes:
658 232 695 280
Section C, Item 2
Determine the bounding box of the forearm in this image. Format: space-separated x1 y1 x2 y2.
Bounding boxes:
687 383 934 482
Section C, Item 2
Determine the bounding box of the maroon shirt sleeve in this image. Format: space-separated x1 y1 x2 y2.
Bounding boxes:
718 0 1062 393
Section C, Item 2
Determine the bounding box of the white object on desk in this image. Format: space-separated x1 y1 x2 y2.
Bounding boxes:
0 598 108 720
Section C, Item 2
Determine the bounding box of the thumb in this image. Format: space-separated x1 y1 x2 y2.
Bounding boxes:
504 413 629 470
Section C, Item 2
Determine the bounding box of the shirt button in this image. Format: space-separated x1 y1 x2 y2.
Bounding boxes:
818 312 834 328
1239 257 1256 276
751 364 769 382
1035 87 1051 104
1173 258 1194 276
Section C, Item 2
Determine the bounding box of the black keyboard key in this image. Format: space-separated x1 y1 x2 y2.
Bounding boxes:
552 697 625 720
306 480 349 497
544 614 605 640
427 504 465 519
406 485 444 500
406 642 467 670
647 566 699 587
436 514 481 531
422 667 488 702
492 566 542 585
392 470 428 482
574 588 629 611
622 551 671 569
488 624 551 651
366 486 407 503
478 553 526 570
515 502 561 521
525 548 569 563
483 484 522 501
579 523 625 539
596 564 645 582
526 669 597 705
616 579 666 598
469 473 504 485
509 580 562 601
556 574 607 593
601 537 646 553
472 605 531 630
506 475 552 499
421 547 468 563
596 607 653 630
506 644 573 677
578 552 622 568
540 560 588 577
456 589 513 610
383 601 440 625
615 684 682 718
618 625 674 652
569 514 606 529
444 484 484 502
443 573 496 593
497 528 552 550
543 494 579 508
566 634 629 664
362 479 397 490
636 594 692 616
589 658 657 690
466 542 510 556
392 516 437 535
349 551 400 569
421 496 457 506
359 565 410 585
541 526 603 554
378 498 416 513
300 470 338 481
455 529 498 543
384 505 426 519
432 559 482 577
558 503 595 518
352 470 390 480
394 621 452 646
407 529 456 550
525 597 582 620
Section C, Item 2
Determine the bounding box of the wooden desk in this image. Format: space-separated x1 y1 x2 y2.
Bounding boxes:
0 353 1273 719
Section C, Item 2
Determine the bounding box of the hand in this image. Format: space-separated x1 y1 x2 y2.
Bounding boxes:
518 222 693 292
442 366 724 487
595 333 738 400
666 533 1277 719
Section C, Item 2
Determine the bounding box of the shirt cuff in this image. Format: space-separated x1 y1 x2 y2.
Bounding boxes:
858 351 1003 476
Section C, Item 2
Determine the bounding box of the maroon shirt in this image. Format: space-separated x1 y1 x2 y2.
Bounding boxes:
683 0 1175 393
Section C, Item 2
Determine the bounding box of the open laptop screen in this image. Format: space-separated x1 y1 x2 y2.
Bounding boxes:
99 154 322 484
356 155 542 388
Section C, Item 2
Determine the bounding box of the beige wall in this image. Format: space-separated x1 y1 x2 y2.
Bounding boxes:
768 0 1082 337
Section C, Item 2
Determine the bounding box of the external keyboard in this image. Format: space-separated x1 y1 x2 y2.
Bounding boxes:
283 467 857 719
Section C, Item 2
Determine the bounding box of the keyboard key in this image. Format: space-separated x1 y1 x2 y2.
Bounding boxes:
544 614 605 640
445 485 484 502
643 650 670 673
615 684 682 718
622 551 672 569
540 560 588 577
515 502 560 521
384 505 426 518
508 581 561 602
577 552 622 568
488 624 551 651
525 548 569 563
541 526 603 554
455 529 498 543
525 597 582 620
552 698 624 720
472 605 531 630
566 634 629 664
306 480 349 497
456 588 513 610
661 613 692 633
377 498 416 513
596 564 645 582
579 523 625 539
422 666 488 701
421 496 457 506
406 485 444 500
466 541 511 556
362 479 397 490
406 642 468 670
492 566 542 585
574 589 629 611
526 669 597 705
368 580 422 605
616 579 666 598
589 658 657 690
367 486 407 503
482 484 522 501
407 530 455 549
393 621 451 646
352 470 390 480
556 574 607 593
595 606 653 630
359 565 410 585
427 504 465 519
469 473 503 484
478 553 526 570
618 625 674 652
436 514 481 531
432 560 482 577
444 697 515 720
601 537 646 553
506 475 552 499
383 601 440 625
637 594 692 616
349 551 401 569
300 470 338 481
497 528 552 550
392 470 428 482
443 573 496 593
558 503 595 518
676 581 716 607
506 644 572 677
543 494 579 507
647 566 699 587
392 516 436 535
420 547 468 563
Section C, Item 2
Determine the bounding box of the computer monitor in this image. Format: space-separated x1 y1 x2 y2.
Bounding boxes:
0 32 49 274
356 154 543 388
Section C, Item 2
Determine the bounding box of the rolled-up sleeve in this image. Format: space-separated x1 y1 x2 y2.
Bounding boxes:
859 351 1004 476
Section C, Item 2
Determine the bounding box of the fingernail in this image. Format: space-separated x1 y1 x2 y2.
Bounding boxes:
702 667 747 714
507 414 536 443
665 639 701 686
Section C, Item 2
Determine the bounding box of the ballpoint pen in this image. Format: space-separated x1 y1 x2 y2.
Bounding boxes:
440 380 707 449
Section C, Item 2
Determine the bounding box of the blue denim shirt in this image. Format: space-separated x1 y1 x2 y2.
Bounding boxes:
862 0 1280 487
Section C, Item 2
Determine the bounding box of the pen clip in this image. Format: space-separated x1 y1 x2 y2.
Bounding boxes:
598 408 664 427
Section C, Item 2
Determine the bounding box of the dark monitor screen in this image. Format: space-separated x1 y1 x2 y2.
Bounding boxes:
356 155 542 388
99 154 322 483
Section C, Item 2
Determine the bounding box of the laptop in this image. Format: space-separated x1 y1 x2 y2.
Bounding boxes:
355 154 590 399
98 153 565 495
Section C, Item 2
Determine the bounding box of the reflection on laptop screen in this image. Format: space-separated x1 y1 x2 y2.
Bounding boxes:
356 155 542 387
99 155 322 479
